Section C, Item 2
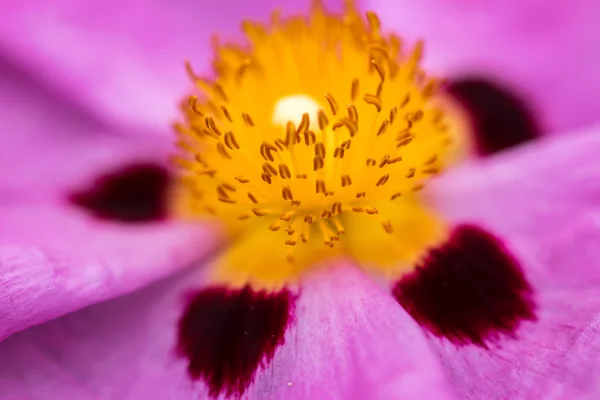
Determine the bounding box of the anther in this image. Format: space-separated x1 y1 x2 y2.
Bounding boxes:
188 96 203 116
366 159 376 167
347 105 358 123
376 174 390 186
304 130 317 145
282 186 294 200
351 79 359 101
297 113 310 136
352 206 364 212
406 168 416 178
261 173 273 184
378 154 390 168
425 154 438 165
340 117 358 136
382 220 394 233
221 105 233 122
269 222 282 231
285 240 297 246
304 215 314 224
313 157 325 171
242 113 255 126
364 94 382 112
318 110 329 130
216 143 232 159
205 117 222 136
400 94 411 108
262 163 279 177
198 169 217 178
376 119 389 136
321 210 332 218
397 137 413 148
223 132 240 150
316 180 326 194
286 121 299 146
331 202 342 215
274 138 287 151
279 164 292 179
218 197 236 204
389 107 397 124
325 93 339 115
341 175 352 187
356 192 366 198
340 140 351 150
252 208 269 216
235 176 250 183
280 211 295 222
334 147 345 159
247 192 259 203
315 143 326 158
371 60 385 82
365 207 379 215
391 192 402 200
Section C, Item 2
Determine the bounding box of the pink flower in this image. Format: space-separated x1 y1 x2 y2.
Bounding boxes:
1 1 600 399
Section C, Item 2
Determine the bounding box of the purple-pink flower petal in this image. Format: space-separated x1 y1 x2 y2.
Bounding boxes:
0 261 455 399
0 0 347 133
369 0 600 133
428 287 600 399
429 123 600 291
0 202 218 341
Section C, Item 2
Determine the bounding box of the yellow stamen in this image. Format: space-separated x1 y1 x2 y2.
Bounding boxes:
171 0 468 289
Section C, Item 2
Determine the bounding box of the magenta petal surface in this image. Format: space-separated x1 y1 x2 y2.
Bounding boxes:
428 124 600 291
369 0 600 133
0 0 347 134
0 205 217 341
428 288 600 399
0 261 454 399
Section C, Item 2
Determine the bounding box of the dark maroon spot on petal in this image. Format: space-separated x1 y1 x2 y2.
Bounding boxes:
177 286 295 398
68 163 169 222
446 77 540 156
392 224 536 347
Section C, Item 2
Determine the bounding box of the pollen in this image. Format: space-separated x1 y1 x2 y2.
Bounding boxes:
171 0 466 288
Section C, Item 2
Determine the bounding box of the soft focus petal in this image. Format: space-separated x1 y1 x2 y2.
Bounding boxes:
0 0 351 134
428 123 600 290
428 288 600 399
0 206 218 341
0 132 222 340
369 0 600 133
0 53 103 161
0 261 454 399
0 133 171 199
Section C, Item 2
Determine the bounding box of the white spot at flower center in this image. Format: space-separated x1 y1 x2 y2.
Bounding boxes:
272 94 321 128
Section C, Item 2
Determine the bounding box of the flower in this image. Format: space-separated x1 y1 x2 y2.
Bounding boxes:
1 1 600 399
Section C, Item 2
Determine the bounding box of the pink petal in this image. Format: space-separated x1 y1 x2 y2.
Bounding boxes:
368 0 600 133
428 123 600 291
0 205 218 342
0 132 222 340
0 52 102 160
0 0 350 134
426 288 600 399
0 261 454 399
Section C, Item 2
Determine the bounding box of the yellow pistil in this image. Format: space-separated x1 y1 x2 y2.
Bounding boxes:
171 0 468 290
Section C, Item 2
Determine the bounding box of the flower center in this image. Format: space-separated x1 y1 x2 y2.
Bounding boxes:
171 1 467 288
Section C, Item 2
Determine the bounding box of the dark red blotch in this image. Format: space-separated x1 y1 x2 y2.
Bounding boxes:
446 77 540 156
69 163 170 222
393 224 536 347
177 286 295 399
